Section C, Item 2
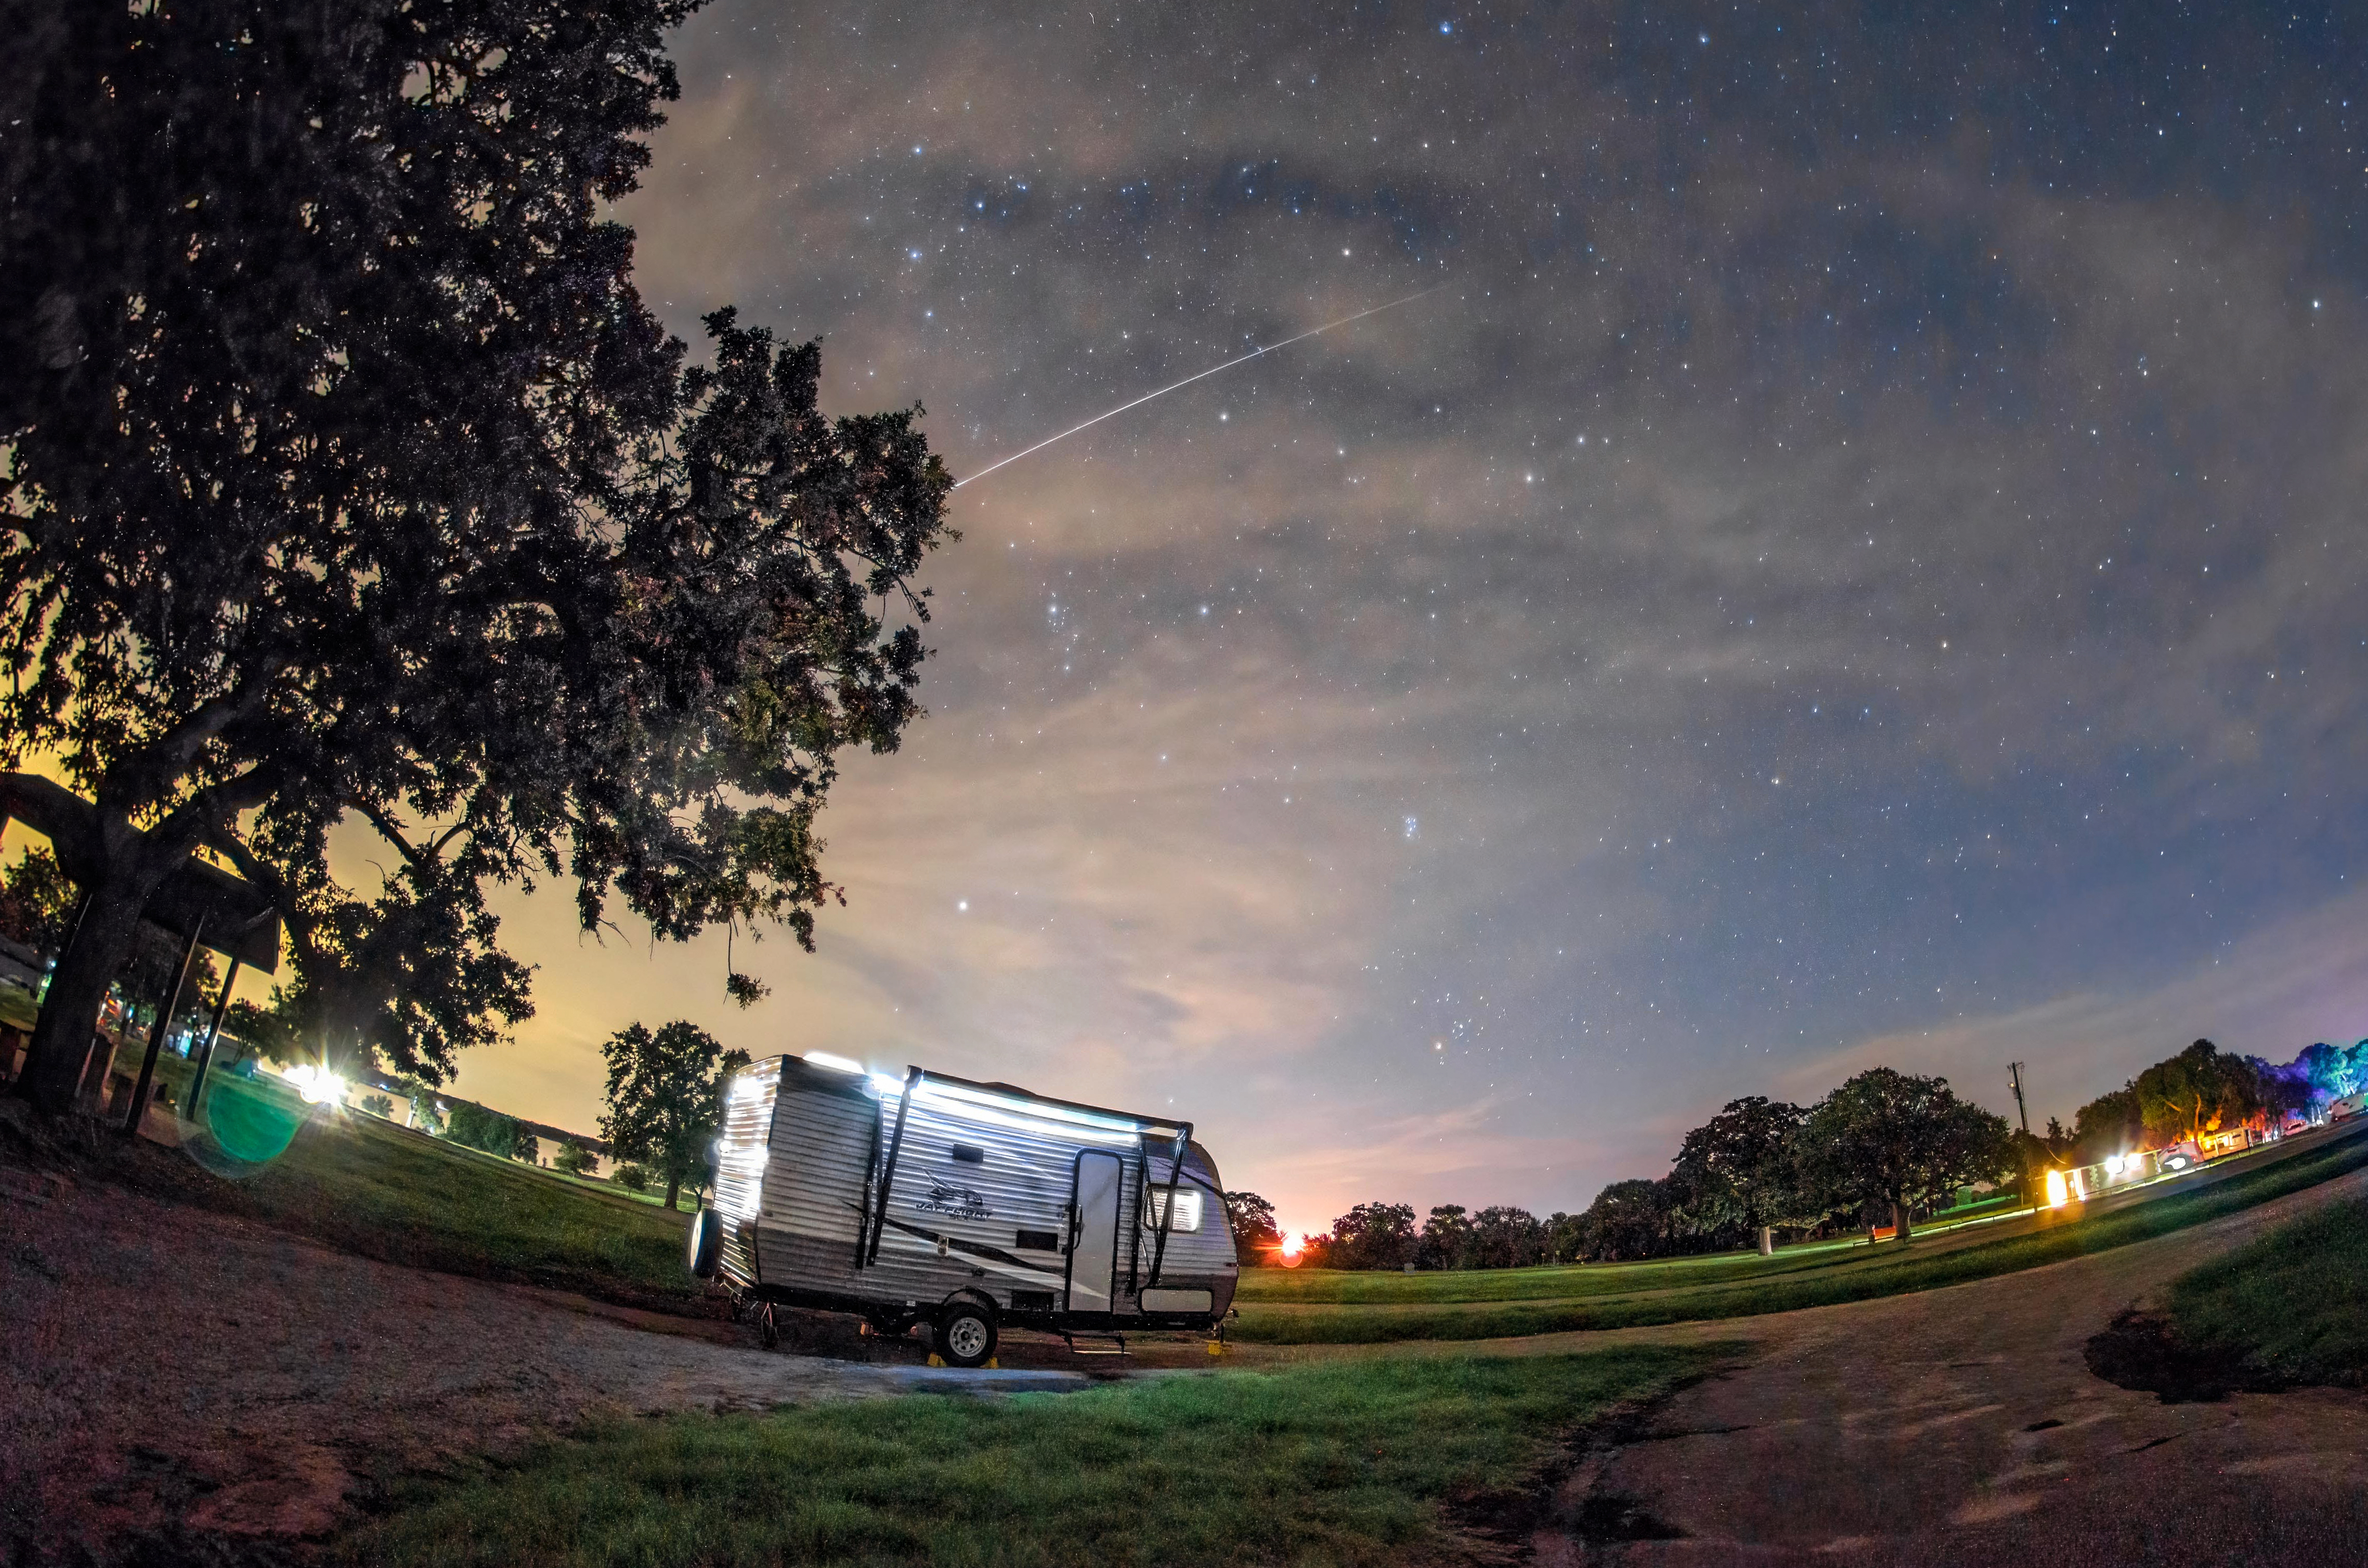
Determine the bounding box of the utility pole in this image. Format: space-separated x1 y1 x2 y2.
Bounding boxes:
2008 1060 2038 1215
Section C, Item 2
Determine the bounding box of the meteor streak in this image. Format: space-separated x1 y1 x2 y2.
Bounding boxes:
952 284 1445 489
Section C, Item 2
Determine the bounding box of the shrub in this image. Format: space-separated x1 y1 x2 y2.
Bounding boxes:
446 1101 518 1160
613 1162 653 1193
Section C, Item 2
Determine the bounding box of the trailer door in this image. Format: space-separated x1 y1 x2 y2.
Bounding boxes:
1065 1150 1124 1313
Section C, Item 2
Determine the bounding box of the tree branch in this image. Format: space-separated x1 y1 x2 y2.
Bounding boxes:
346 795 432 871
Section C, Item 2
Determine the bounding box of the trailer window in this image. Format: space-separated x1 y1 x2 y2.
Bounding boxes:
1142 1188 1203 1232
950 1143 985 1164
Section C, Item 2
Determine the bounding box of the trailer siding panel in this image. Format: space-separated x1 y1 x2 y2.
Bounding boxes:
713 1064 780 1288
748 1059 879 1290
863 1089 1111 1310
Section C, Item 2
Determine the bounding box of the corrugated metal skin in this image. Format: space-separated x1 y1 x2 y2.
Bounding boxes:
712 1059 783 1289
748 1057 880 1290
860 1086 1106 1310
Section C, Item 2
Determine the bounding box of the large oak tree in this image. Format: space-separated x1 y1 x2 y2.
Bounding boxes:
2 2 952 1110
1794 1068 2012 1243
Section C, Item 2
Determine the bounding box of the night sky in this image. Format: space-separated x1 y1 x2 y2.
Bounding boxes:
439 1 2366 1238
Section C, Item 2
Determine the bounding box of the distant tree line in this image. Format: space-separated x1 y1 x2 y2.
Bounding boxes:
1232 1066 2015 1269
1231 1036 2368 1271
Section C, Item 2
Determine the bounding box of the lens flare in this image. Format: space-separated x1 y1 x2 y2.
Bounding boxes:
283 1064 347 1105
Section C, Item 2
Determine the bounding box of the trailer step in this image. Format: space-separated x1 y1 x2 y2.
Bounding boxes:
1061 1333 1130 1357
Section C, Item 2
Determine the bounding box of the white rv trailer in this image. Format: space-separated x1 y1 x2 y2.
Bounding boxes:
686 1052 1239 1366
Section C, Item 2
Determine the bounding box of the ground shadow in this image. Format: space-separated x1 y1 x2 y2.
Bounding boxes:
2083 1308 2286 1404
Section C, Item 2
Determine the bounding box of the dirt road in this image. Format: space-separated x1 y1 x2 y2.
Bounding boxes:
1541 1161 2368 1565
0 1171 1084 1564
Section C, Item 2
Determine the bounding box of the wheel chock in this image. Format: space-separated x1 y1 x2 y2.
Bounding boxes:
927 1353 945 1367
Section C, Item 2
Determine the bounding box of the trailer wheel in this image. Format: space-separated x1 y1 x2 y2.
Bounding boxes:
935 1302 997 1368
758 1302 780 1351
686 1208 722 1279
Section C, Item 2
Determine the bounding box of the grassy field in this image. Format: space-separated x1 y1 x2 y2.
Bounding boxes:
336 1344 1727 1567
1233 1127 2368 1344
106 1051 2368 1341
2162 1193 2368 1387
1237 1197 2028 1309
139 1059 700 1310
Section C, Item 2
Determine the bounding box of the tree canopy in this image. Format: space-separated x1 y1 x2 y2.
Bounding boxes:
1312 1201 1419 1271
2 0 953 1110
1794 1068 2012 1240
2295 1041 2368 1102
2134 1040 2263 1145
445 1101 520 1161
598 1020 747 1211
1670 1095 1807 1234
1221 1191 1282 1262
2069 1084 2145 1164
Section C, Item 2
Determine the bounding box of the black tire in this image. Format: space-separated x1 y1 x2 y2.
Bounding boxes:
935 1301 997 1368
686 1208 722 1279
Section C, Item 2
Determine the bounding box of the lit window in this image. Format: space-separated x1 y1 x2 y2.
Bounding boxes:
1143 1188 1204 1232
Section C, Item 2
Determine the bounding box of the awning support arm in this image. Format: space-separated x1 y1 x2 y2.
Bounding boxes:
1146 1122 1192 1289
865 1067 920 1266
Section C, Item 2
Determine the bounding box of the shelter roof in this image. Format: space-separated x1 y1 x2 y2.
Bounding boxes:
0 773 281 972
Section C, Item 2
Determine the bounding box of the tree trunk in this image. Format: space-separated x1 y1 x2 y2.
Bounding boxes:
1894 1200 1914 1243
15 874 154 1115
664 1175 681 1212
1759 1224 1775 1257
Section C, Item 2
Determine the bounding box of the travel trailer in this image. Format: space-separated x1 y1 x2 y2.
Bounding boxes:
686 1052 1239 1366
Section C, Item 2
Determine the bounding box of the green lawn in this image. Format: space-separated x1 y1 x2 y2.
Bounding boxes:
2163 1193 2368 1387
150 1061 700 1310
1233 1128 2368 1344
336 1344 1727 1567
1240 1243 1862 1308
1239 1196 2028 1309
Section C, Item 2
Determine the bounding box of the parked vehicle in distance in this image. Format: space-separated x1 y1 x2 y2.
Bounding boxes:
2156 1139 2202 1173
2328 1092 2368 1123
686 1053 1238 1367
